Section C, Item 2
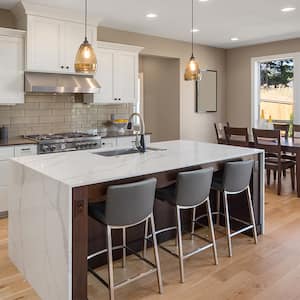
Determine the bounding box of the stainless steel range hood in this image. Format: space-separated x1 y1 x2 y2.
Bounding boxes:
25 72 101 94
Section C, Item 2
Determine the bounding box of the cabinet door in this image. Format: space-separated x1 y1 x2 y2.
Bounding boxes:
101 138 117 149
0 35 24 104
64 23 96 73
114 52 138 103
27 16 64 72
94 49 115 103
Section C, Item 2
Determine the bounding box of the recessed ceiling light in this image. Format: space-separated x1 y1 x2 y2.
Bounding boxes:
199 0 209 2
281 7 296 12
146 13 158 18
231 37 239 41
191 28 200 33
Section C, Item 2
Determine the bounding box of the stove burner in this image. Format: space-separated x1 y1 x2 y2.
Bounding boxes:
25 132 102 154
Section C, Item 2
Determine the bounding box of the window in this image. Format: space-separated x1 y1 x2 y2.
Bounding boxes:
259 59 294 123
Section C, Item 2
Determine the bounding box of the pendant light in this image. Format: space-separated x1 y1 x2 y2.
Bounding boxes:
75 0 97 73
184 0 201 81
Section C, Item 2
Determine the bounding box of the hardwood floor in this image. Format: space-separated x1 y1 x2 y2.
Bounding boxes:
1 177 300 300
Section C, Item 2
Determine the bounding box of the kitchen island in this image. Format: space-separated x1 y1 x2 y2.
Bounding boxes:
8 140 264 300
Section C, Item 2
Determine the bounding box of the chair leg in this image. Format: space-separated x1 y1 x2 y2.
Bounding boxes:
150 214 163 294
107 226 115 300
122 228 126 268
266 169 271 185
283 169 287 178
247 187 258 244
206 199 218 265
176 206 185 283
291 166 295 191
191 207 196 239
277 168 282 195
223 192 233 257
143 218 149 258
273 170 277 181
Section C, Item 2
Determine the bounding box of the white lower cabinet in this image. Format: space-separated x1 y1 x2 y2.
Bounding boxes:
101 138 117 149
0 144 37 215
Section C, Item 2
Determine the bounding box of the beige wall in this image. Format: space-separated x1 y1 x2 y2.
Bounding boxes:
227 38 300 128
98 27 227 142
0 9 15 28
140 55 180 142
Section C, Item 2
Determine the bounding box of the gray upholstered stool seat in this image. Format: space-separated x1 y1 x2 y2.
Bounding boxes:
146 168 218 284
88 202 106 223
210 160 258 257
88 178 163 300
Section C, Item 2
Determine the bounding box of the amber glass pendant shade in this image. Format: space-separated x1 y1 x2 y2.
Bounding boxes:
184 55 201 81
74 0 97 74
75 38 97 73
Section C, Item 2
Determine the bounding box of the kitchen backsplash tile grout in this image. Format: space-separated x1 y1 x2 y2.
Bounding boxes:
0 95 133 137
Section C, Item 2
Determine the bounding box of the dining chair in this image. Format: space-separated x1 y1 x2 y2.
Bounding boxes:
273 123 289 139
224 126 249 147
252 128 295 195
292 124 300 142
214 122 229 144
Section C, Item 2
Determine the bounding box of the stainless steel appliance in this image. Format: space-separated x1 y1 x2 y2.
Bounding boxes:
25 132 102 154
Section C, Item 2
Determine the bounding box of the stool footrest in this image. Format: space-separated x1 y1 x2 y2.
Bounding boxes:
230 225 254 237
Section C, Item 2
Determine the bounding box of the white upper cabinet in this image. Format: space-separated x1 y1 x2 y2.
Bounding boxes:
94 42 143 104
63 22 96 73
0 28 25 104
26 15 97 73
27 16 63 72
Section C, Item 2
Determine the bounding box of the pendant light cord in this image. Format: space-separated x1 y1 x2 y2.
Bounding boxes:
85 0 88 41
191 0 194 56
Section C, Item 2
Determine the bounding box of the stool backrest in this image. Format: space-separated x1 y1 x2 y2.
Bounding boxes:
176 168 213 207
106 178 157 226
225 126 249 147
223 160 254 193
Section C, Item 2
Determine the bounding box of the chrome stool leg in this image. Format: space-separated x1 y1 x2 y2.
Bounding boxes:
107 226 115 300
206 199 218 265
247 187 258 244
122 228 126 268
191 207 196 240
143 218 149 257
223 192 233 257
216 191 221 225
150 214 163 294
176 206 185 283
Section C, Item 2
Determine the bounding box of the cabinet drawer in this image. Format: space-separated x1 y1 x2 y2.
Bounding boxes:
0 186 8 213
101 138 117 149
0 147 14 161
14 145 37 157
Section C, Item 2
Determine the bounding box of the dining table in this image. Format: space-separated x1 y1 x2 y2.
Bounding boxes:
280 138 300 197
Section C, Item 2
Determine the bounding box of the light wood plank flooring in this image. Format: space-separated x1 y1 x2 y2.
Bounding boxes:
1 178 300 300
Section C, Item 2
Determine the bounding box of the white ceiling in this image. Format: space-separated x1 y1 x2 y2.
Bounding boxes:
1 0 300 48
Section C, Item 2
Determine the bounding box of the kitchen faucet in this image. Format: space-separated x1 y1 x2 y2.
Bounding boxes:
127 113 146 152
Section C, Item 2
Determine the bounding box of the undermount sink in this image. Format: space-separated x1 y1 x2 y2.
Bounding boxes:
94 147 167 157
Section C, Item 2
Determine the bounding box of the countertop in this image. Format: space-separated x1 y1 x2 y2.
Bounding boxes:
12 140 263 188
0 137 37 147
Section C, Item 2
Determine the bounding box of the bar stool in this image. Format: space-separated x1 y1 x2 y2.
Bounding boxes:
211 160 258 257
145 168 218 283
88 178 163 300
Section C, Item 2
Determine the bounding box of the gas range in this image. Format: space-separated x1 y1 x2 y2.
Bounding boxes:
25 132 102 154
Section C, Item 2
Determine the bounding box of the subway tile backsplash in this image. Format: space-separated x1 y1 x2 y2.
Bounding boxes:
0 95 133 137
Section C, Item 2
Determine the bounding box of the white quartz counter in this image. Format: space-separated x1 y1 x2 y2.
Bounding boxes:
12 140 263 188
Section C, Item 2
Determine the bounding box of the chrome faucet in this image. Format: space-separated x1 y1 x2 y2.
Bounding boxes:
127 113 146 153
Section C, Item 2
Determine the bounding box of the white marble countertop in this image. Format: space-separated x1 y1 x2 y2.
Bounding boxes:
12 140 263 188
